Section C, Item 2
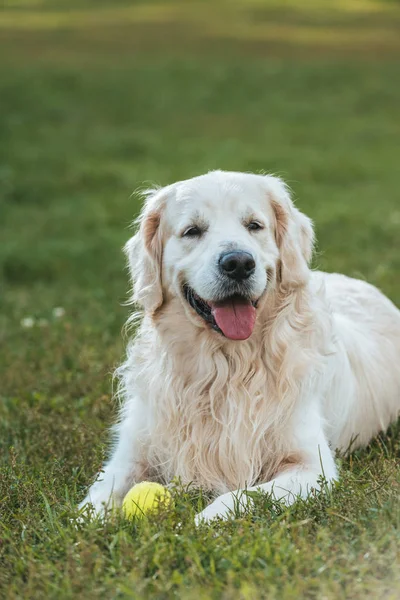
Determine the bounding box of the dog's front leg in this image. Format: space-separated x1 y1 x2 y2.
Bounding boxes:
79 398 149 517
195 403 337 524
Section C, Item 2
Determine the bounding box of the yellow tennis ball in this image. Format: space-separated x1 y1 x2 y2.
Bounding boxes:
122 482 171 519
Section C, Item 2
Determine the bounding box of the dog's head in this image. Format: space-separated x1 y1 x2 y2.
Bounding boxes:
125 171 314 341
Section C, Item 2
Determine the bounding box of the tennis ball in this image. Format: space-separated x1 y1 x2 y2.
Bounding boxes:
122 482 171 519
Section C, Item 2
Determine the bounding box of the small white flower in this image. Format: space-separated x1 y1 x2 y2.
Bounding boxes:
52 307 65 318
21 317 35 328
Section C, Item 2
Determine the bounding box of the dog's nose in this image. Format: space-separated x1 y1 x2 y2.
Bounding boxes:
219 251 256 281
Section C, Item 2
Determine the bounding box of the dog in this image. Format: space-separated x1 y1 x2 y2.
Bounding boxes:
80 170 400 523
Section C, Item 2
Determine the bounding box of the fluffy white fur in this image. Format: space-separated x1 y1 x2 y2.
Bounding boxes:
80 170 400 523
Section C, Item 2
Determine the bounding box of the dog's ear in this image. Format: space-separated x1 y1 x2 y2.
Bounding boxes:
124 187 167 314
266 177 314 290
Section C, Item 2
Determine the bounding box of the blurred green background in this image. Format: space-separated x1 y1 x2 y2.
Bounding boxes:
1 1 400 598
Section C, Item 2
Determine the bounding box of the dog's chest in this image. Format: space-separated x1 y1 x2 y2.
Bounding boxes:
146 360 284 492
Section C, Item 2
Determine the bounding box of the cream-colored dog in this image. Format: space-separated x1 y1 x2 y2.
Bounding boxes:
81 170 400 523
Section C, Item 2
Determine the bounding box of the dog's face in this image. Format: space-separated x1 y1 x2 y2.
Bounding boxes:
126 171 314 341
162 174 278 340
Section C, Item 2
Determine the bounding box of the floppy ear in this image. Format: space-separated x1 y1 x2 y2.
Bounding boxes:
267 177 314 290
124 187 167 314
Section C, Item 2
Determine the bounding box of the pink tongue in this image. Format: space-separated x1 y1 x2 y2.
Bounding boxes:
211 298 256 340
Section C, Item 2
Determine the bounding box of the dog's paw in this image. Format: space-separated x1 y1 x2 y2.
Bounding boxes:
195 490 252 525
78 489 118 521
195 499 232 525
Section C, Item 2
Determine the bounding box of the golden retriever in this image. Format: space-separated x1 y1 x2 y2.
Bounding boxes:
80 170 400 523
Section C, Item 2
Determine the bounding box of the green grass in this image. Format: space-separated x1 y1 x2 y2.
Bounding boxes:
1 1 400 598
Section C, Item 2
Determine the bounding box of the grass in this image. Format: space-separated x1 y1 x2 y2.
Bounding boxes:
1 1 400 598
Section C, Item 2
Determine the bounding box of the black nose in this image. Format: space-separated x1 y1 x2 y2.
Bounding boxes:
219 251 256 281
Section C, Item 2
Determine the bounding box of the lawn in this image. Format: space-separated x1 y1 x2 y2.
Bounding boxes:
0 1 400 598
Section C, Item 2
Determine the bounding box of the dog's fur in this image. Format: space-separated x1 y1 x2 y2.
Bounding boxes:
81 171 400 523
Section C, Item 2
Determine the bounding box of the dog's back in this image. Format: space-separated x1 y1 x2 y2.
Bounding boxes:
312 271 400 450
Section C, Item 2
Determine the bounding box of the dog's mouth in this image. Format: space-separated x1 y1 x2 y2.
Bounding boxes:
183 285 258 340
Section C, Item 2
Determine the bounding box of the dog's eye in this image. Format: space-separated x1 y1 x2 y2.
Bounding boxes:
247 221 264 232
182 226 202 238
